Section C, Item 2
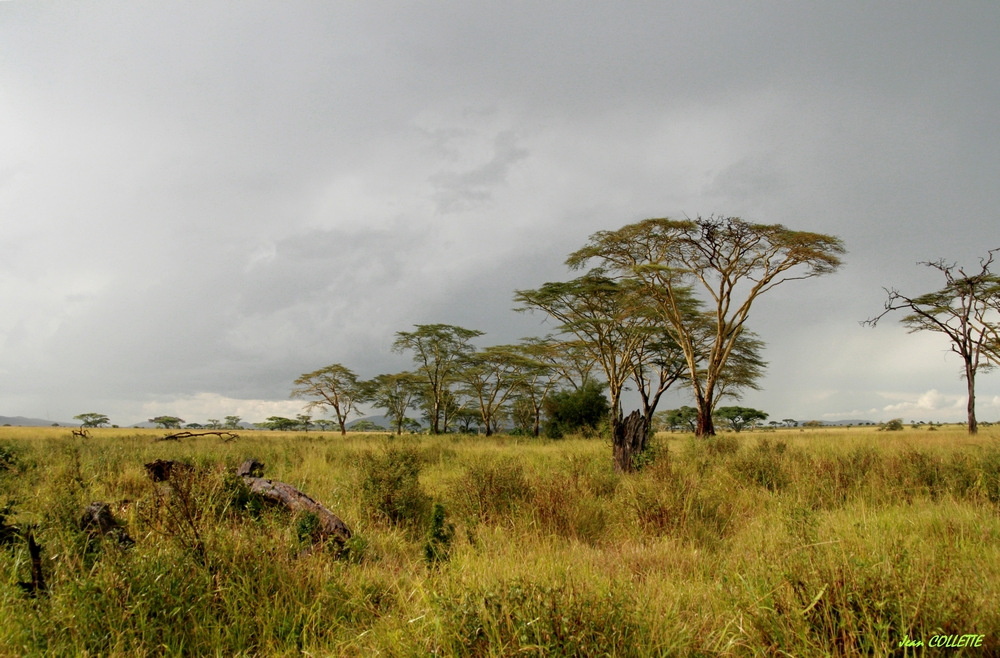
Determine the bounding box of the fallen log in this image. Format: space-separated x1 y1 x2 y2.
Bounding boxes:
236 459 352 546
156 430 238 442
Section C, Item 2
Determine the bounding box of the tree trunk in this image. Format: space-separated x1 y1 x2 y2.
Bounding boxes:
966 361 978 435
613 410 648 474
695 392 715 437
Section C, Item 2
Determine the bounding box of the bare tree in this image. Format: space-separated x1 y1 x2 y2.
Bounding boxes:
864 251 1000 434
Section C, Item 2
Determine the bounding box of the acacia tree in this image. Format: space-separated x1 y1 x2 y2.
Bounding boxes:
149 416 184 429
458 346 534 436
569 216 844 436
714 406 768 432
516 271 661 471
291 364 367 435
392 324 483 434
509 338 560 437
74 413 109 428
364 372 422 435
864 252 1000 434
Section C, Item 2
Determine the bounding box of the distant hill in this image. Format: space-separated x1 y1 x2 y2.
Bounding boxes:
0 415 75 427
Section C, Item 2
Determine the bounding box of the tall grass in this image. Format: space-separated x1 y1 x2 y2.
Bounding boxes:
0 425 997 655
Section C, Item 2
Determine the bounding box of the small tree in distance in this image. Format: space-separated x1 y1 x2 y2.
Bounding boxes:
74 413 109 428
149 416 184 429
392 324 483 434
713 406 768 433
364 372 421 436
291 364 367 436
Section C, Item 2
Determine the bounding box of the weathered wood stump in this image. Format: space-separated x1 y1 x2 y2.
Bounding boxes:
613 409 648 473
144 459 193 482
18 528 46 597
237 459 352 546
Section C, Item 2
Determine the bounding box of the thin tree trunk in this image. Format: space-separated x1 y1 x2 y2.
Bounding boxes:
967 360 978 435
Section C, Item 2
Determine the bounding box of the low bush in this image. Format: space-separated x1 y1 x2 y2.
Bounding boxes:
359 440 429 527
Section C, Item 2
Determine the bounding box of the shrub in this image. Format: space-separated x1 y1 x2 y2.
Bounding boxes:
542 381 610 437
879 418 905 431
423 502 455 564
0 442 19 473
979 446 1000 504
359 441 429 527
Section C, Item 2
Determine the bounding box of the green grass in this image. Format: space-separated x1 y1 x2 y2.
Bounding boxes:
0 425 998 656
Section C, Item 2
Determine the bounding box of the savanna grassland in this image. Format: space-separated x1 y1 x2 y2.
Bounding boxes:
0 426 999 657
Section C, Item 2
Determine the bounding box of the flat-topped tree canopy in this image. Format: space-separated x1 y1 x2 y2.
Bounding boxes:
568 216 845 437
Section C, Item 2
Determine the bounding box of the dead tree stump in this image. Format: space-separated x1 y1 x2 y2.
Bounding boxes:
18 528 46 597
613 410 648 474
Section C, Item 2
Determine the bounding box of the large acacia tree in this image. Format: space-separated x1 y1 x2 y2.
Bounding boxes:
569 216 844 436
864 252 1000 434
392 324 483 434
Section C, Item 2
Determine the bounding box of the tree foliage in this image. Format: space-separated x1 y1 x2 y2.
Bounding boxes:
656 406 699 433
542 380 611 438
458 346 536 436
149 416 184 429
363 372 422 436
257 416 299 431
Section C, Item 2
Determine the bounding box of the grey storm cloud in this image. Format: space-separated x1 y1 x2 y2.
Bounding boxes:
1 2 999 424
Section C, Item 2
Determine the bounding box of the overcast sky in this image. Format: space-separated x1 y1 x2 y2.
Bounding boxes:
2 2 999 426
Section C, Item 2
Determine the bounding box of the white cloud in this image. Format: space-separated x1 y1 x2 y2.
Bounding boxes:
139 393 305 426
